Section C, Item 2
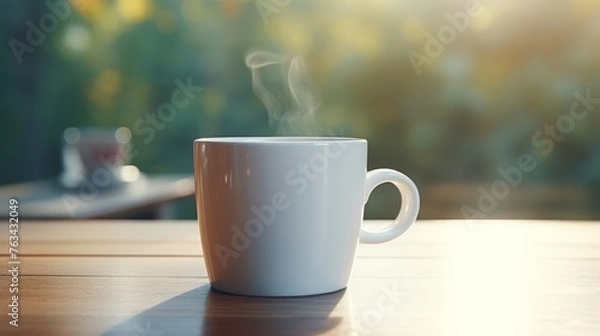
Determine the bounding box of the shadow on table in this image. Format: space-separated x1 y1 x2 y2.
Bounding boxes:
102 284 348 336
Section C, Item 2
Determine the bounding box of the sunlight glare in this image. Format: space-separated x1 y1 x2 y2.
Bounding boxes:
117 0 152 23
449 226 527 336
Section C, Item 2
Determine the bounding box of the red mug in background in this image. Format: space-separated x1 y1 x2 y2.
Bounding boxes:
59 127 139 189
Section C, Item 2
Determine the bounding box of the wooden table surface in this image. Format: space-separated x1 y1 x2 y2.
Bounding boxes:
0 220 599 335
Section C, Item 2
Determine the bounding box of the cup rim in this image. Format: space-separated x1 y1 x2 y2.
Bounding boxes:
194 137 366 144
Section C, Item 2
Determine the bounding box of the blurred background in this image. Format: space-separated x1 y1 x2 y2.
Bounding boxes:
1 0 599 219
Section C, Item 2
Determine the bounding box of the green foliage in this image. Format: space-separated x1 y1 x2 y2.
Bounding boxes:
1 0 599 218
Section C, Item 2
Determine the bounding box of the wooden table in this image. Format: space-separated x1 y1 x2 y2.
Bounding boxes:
0 220 599 335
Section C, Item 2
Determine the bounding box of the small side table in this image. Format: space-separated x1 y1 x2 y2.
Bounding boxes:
0 175 195 219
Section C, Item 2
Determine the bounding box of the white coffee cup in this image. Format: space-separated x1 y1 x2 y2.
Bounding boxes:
194 137 420 297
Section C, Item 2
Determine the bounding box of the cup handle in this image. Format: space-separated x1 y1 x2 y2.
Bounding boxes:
360 169 420 244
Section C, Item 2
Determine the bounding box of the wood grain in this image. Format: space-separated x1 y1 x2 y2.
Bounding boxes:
0 220 599 335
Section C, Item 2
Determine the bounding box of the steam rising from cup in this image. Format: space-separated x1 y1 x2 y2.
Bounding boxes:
245 50 320 136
